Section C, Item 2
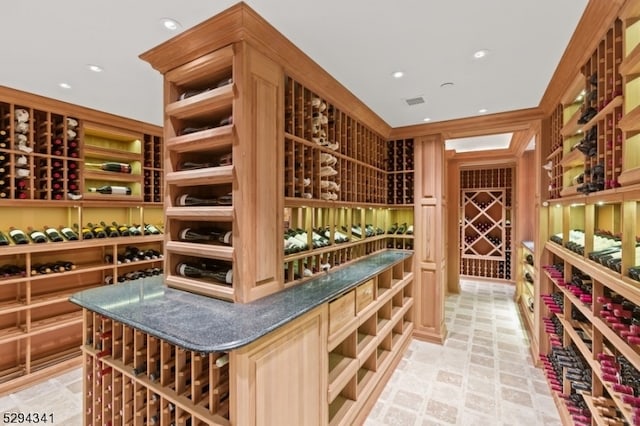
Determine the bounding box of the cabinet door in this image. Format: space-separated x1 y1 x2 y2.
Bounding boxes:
231 306 328 426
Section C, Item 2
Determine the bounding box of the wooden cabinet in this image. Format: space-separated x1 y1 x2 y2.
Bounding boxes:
459 167 513 281
232 306 327 426
0 86 164 394
327 257 413 426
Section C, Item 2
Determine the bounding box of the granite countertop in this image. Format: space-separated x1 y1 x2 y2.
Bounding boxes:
522 241 534 253
70 250 412 353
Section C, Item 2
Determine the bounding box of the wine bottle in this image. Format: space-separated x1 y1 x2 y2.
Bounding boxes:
43 225 64 242
85 162 132 174
100 221 120 238
179 227 232 245
175 194 219 206
128 224 142 236
144 223 161 235
9 227 29 245
0 231 9 246
88 186 132 195
178 161 219 170
88 223 108 238
73 223 94 239
112 221 131 236
176 263 232 285
60 225 79 241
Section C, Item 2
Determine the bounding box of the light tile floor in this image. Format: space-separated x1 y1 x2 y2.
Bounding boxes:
0 279 560 426
365 279 561 426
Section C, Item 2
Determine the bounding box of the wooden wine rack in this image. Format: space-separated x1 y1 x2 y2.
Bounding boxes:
547 104 564 200
0 85 164 394
83 311 230 426
0 87 163 204
459 167 513 280
143 134 163 203
536 3 640 423
387 139 414 205
283 77 387 205
549 18 625 198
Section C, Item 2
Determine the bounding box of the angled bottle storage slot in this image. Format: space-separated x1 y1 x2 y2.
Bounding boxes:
82 123 143 201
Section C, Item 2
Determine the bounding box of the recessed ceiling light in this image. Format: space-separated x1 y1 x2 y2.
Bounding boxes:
87 64 103 73
161 18 181 31
423 118 431 122
59 83 71 89
478 108 488 114
392 71 404 79
473 49 489 59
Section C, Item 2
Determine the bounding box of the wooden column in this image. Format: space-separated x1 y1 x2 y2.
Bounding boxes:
412 135 447 343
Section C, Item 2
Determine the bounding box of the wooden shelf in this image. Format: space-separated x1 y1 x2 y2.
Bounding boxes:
165 206 234 221
165 84 234 120
166 125 234 153
560 107 582 137
165 165 234 187
618 165 640 186
84 146 141 162
559 184 581 197
620 42 640 75
166 241 234 262
581 96 624 132
559 148 585 168
618 103 640 131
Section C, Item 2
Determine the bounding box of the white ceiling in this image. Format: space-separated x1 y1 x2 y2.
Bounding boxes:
0 0 588 129
445 133 513 153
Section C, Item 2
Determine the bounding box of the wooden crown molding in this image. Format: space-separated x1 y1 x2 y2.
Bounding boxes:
389 107 544 141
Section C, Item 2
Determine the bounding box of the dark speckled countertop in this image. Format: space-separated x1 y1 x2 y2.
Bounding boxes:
70 250 412 353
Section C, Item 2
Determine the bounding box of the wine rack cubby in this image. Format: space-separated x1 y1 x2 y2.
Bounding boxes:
546 103 563 200
83 311 230 426
459 167 513 280
387 139 414 205
284 77 387 205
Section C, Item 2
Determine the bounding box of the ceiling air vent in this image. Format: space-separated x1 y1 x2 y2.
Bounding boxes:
405 96 425 106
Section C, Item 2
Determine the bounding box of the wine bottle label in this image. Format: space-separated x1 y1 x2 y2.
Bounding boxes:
222 231 232 245
225 270 233 284
179 228 192 240
177 194 189 206
110 186 130 195
9 230 24 238
178 264 188 276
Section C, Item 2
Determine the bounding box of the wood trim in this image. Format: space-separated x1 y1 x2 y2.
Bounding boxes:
0 356 82 396
389 107 543 140
538 0 626 115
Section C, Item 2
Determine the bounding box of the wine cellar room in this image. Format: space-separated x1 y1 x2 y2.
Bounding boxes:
1 1 639 425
